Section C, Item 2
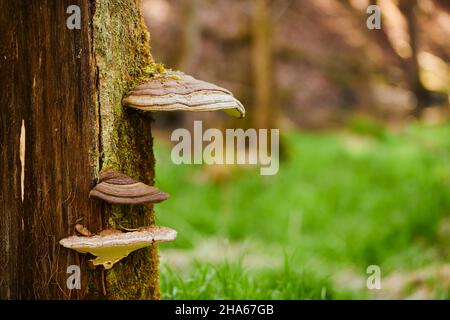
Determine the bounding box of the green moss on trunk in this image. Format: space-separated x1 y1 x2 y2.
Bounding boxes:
93 0 161 299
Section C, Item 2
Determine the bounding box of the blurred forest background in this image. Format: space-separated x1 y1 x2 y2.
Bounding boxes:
141 0 450 299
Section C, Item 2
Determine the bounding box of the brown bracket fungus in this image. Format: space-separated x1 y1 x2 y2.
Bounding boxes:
89 171 169 205
122 71 246 118
59 226 177 269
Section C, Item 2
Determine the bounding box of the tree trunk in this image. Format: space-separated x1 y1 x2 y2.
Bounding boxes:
1 0 160 299
178 0 200 73
398 0 432 111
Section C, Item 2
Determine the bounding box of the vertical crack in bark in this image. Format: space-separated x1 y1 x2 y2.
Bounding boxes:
19 120 25 203
90 1 107 297
90 1 104 174
95 66 104 173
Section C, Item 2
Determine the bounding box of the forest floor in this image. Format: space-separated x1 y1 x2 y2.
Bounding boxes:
154 119 450 299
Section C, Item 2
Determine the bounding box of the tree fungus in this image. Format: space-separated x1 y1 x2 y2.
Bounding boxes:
89 170 169 205
59 226 177 269
122 71 245 118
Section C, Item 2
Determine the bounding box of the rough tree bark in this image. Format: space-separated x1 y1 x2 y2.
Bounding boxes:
1 0 161 299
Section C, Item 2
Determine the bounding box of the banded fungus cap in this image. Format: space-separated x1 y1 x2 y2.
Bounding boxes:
89 171 169 205
59 226 177 269
122 71 245 118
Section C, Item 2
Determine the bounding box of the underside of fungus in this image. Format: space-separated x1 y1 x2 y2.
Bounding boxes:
89 171 169 205
59 226 177 269
122 71 245 118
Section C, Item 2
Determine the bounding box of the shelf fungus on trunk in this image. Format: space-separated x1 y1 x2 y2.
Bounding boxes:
122 71 245 118
59 226 177 269
89 170 169 205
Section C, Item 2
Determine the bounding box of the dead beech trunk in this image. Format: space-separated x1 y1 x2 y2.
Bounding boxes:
1 0 160 299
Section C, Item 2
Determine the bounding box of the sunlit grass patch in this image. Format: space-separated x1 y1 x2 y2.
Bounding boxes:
155 122 450 299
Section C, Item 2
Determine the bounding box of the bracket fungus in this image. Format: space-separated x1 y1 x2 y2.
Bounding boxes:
59 226 177 269
89 171 169 205
122 71 245 118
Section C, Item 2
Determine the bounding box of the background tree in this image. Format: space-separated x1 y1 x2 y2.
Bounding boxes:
1 0 162 299
251 0 277 131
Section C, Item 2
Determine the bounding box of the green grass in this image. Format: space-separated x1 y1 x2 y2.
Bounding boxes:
161 259 336 299
153 121 450 299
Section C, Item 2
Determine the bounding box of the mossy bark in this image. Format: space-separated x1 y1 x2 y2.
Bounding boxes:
93 0 162 299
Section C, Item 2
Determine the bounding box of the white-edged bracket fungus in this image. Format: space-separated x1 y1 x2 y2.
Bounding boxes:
122 71 245 118
59 226 176 269
89 171 169 205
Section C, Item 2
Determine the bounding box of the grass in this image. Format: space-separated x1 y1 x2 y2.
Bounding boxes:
153 120 450 299
161 259 336 299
